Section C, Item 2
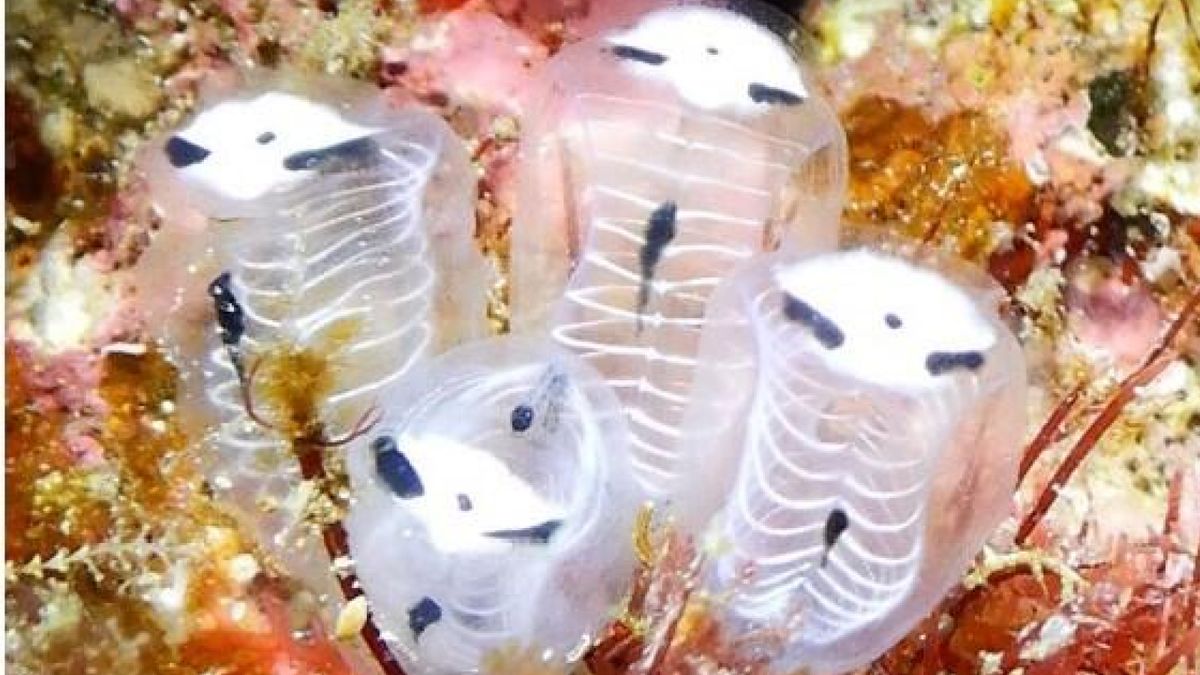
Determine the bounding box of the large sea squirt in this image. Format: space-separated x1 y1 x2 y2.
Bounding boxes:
134 72 489 639
512 1 848 499
675 247 1027 673
345 336 640 674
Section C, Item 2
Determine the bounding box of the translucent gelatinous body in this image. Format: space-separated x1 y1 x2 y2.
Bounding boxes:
144 78 487 629
676 248 1027 674
512 1 847 498
345 336 639 674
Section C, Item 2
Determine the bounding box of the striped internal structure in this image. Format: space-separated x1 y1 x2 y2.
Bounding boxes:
710 285 981 653
343 340 636 673
551 94 828 497
203 129 442 567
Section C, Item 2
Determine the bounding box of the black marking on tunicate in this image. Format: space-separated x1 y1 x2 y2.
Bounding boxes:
282 136 381 172
457 494 473 511
511 404 534 433
372 436 424 499
483 519 563 545
256 131 276 144
611 44 668 65
747 83 805 106
925 350 985 376
208 272 245 347
165 135 211 168
782 294 844 349
885 313 903 329
636 201 678 330
820 508 850 568
407 597 442 641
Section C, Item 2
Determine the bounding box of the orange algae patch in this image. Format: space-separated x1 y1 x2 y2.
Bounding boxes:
5 344 111 562
180 578 350 675
842 97 1035 263
7 344 354 673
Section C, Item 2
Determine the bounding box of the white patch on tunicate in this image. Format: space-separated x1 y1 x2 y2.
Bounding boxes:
606 5 806 113
775 250 996 389
392 435 566 554
170 92 379 203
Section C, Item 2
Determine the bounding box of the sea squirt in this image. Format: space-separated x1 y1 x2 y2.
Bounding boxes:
674 246 1027 674
512 1 847 499
344 336 639 674
136 72 488 634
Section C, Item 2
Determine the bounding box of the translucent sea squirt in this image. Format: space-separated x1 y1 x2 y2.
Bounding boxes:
345 336 640 674
135 74 488 629
512 1 848 498
676 248 1027 674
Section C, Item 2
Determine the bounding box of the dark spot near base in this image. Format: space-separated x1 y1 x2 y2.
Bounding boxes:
885 313 902 329
747 83 805 106
373 436 424 498
484 519 563 545
925 350 985 375
208 272 245 347
782 294 844 349
457 493 473 511
256 131 276 144
511 404 534 432
611 44 668 65
165 135 211 168
407 597 442 641
637 201 678 322
821 507 850 567
283 136 380 172
706 46 718 55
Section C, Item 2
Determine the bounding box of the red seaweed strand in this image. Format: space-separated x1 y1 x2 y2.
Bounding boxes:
1019 382 1086 482
1016 288 1200 545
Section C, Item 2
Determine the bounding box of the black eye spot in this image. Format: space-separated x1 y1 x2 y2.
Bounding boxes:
925 350 986 375
407 597 442 641
611 44 668 65
372 436 424 498
165 135 211 168
483 519 563 545
282 136 380 172
457 494 473 511
885 313 903 329
511 404 534 432
706 46 718 55
782 294 845 349
256 131 276 144
747 83 806 106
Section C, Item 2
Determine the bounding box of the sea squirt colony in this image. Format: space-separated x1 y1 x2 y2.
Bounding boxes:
142 2 1027 674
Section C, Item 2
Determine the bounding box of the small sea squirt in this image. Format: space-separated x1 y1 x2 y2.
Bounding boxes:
511 1 847 499
675 248 1027 674
134 73 488 638
345 336 640 674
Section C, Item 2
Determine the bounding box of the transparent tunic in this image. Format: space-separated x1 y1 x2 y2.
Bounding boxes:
344 336 639 674
511 1 848 499
139 77 489 640
674 246 1028 673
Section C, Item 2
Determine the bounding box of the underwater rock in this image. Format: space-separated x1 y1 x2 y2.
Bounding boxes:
345 335 638 674
675 246 1027 674
511 1 847 498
